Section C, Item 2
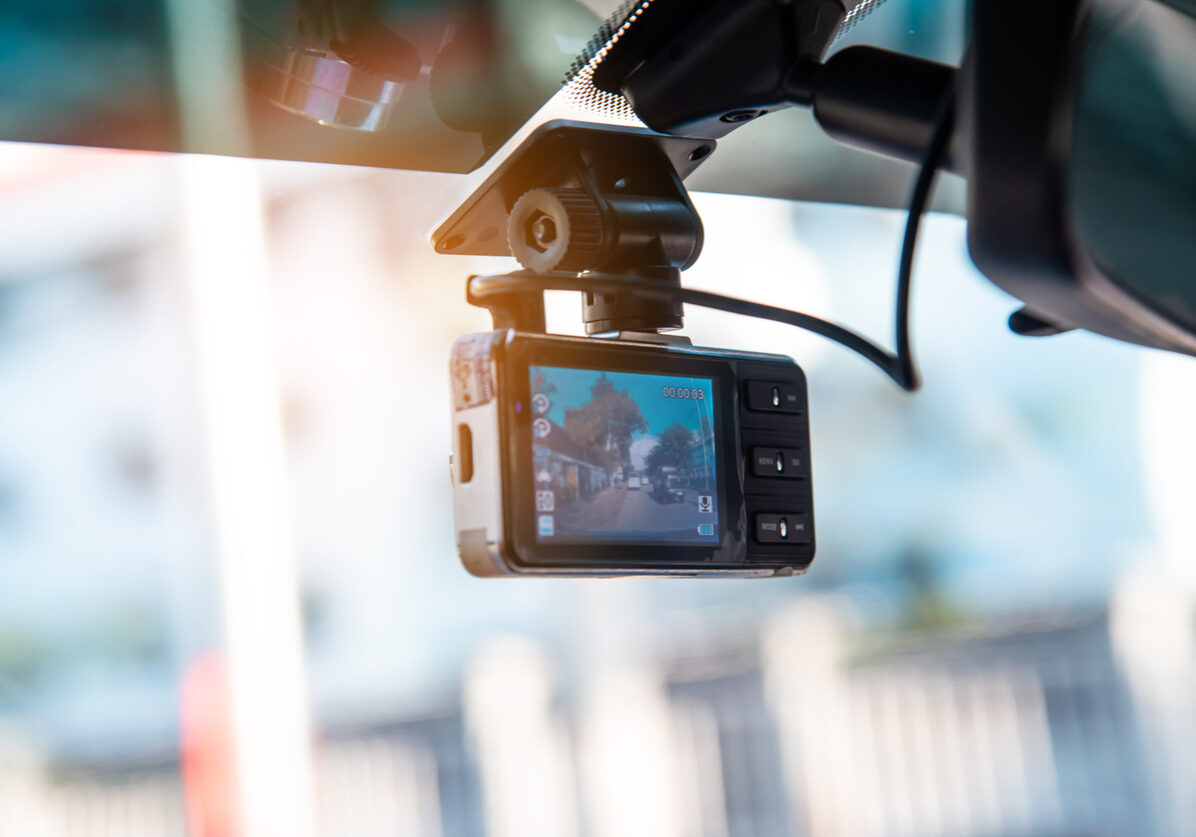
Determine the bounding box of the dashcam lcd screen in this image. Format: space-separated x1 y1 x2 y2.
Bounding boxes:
528 366 720 544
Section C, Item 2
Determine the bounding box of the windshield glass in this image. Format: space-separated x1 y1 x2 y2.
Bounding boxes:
1 141 1187 836
0 0 604 173
0 0 968 210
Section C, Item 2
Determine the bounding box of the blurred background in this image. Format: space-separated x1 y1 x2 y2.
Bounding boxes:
4 2 1196 837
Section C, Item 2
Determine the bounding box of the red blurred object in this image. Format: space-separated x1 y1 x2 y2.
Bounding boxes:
181 653 242 837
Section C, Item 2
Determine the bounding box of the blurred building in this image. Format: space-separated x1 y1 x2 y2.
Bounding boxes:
0 142 1182 836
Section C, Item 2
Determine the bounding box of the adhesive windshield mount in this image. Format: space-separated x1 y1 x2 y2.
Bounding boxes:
432 120 714 335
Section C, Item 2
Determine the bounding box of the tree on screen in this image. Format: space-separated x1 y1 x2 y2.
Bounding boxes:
645 422 694 478
564 375 646 470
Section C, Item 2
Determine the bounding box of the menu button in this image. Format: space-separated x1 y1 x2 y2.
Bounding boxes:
751 447 804 478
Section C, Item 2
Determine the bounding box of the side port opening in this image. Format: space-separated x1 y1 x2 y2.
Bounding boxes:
457 423 474 483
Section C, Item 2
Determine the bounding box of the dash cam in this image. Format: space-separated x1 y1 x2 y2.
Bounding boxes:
450 330 814 577
438 121 820 578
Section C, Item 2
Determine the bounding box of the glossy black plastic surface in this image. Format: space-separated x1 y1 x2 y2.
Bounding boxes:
965 0 1196 356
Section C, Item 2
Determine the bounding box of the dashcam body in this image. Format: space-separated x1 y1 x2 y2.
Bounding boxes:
450 330 815 578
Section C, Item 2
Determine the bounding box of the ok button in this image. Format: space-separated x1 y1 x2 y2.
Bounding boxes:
751 446 803 478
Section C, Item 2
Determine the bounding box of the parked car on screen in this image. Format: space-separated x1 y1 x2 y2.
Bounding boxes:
654 474 686 504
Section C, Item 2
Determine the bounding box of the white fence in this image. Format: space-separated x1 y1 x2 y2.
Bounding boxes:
11 589 1196 837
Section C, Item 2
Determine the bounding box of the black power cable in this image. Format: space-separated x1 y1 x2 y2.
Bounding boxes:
893 86 957 390
470 269 900 369
470 86 957 392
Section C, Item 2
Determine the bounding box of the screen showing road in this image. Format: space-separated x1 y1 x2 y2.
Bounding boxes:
529 366 719 544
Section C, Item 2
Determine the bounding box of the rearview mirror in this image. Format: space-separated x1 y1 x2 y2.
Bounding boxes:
965 0 1196 354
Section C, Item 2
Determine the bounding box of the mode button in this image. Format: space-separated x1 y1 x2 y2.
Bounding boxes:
755 513 812 545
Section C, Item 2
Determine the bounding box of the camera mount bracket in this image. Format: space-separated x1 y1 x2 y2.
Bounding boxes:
433 120 714 335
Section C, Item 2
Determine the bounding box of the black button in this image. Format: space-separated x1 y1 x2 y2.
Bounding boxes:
746 381 802 413
750 446 804 478
755 513 812 544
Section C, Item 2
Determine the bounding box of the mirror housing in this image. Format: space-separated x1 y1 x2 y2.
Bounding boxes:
965 0 1196 355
